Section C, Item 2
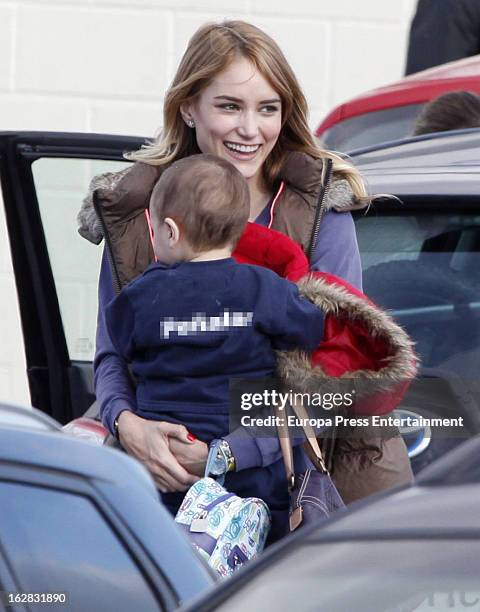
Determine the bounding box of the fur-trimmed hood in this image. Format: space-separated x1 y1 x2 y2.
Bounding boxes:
234 223 418 416
277 273 417 415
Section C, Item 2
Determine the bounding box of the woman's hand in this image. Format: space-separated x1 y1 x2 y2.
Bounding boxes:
116 411 200 493
169 435 208 478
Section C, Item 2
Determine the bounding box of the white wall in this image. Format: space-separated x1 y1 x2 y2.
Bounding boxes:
0 0 418 407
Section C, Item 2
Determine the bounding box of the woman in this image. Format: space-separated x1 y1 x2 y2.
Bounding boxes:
78 20 411 542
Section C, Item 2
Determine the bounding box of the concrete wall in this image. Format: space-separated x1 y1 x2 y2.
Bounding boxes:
0 0 418 407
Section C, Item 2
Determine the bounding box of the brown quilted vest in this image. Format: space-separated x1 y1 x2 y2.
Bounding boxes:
92 152 355 289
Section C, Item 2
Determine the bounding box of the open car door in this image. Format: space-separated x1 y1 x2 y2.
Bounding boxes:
0 131 144 424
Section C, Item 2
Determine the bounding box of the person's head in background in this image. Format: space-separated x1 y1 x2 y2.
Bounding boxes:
413 91 480 136
149 154 250 265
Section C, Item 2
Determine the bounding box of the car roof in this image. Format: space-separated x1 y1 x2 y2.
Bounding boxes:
0 402 62 432
349 128 480 196
315 55 480 135
0 424 157 494
314 483 480 539
184 479 480 611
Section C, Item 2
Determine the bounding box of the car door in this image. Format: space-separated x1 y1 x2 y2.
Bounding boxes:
352 192 480 470
0 450 211 611
0 477 168 611
0 131 144 424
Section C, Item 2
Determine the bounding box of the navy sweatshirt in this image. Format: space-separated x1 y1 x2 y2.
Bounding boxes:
105 257 324 436
95 209 362 470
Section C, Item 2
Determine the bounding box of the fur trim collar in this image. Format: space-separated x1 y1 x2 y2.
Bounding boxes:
77 166 131 244
276 274 418 401
279 151 366 212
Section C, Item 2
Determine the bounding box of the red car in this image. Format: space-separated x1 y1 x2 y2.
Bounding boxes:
315 55 480 152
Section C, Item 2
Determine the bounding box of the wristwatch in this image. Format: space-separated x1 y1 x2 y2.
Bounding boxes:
208 439 236 476
113 410 129 439
113 416 120 439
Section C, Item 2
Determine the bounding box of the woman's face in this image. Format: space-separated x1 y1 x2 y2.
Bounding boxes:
182 57 282 188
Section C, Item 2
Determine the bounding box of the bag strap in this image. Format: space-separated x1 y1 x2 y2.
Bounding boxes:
274 406 306 533
274 404 296 490
274 400 329 491
289 399 328 474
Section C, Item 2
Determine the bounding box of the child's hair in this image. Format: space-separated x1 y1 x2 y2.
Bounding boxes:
150 154 250 251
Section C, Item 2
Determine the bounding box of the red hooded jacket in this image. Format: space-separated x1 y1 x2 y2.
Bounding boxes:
233 222 417 416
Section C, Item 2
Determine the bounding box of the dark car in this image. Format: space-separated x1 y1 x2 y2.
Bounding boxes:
315 55 480 152
0 129 479 469
350 129 480 470
0 403 215 611
185 435 480 612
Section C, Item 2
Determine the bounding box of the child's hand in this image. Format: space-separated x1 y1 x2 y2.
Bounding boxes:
169 433 208 478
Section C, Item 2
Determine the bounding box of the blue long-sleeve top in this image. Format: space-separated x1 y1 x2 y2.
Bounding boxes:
104 258 325 435
94 209 362 470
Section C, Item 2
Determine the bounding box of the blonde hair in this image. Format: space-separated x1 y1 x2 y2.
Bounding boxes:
126 20 367 200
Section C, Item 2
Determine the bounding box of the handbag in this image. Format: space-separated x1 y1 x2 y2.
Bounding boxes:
174 470 271 577
275 401 345 531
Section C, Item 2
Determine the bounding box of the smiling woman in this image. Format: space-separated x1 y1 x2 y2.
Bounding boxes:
178 58 283 219
77 20 414 544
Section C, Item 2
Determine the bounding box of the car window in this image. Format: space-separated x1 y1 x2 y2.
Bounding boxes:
355 209 480 379
0 481 162 612
31 158 131 362
321 104 424 152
